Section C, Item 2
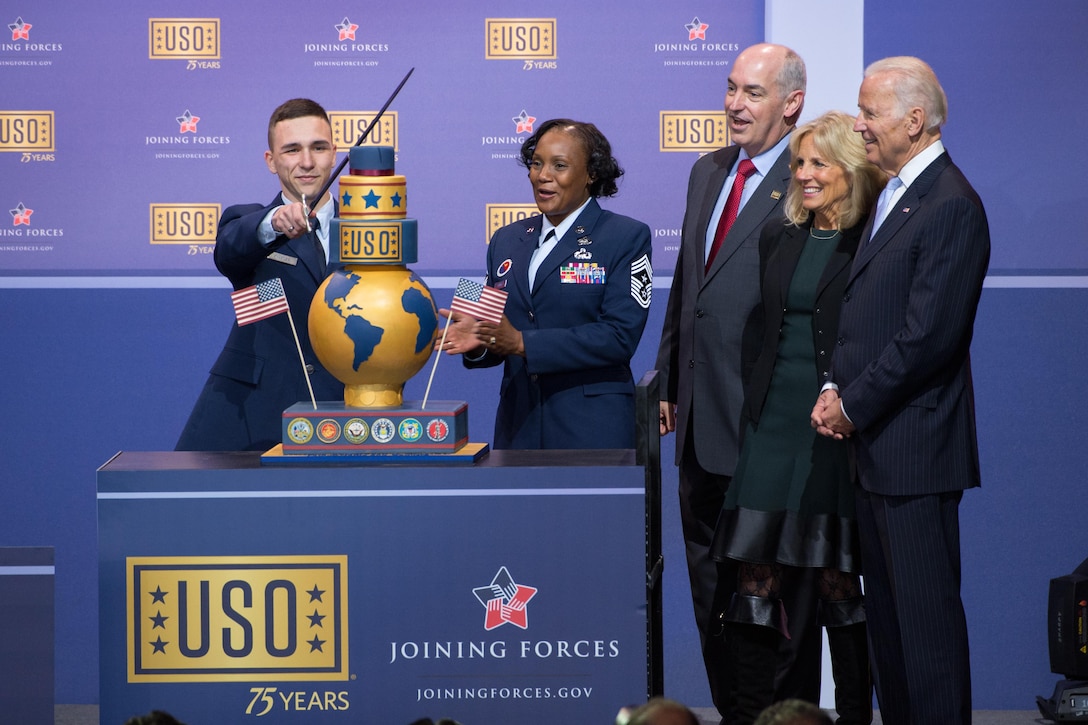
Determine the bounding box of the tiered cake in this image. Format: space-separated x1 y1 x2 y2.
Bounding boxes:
274 146 476 459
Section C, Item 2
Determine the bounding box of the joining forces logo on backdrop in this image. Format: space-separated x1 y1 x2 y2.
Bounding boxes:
513 110 536 135
335 17 358 41
1 200 62 250
8 16 30 40
3 15 62 60
144 110 230 159
473 566 538 630
303 15 389 67
685 17 709 41
652 15 740 66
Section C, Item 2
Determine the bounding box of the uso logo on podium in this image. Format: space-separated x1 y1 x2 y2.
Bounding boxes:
126 555 348 682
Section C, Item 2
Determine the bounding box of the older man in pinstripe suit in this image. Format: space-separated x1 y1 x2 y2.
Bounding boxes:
811 57 990 725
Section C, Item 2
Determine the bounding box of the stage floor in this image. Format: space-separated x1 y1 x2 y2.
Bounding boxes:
58 705 1050 724
692 707 1047 725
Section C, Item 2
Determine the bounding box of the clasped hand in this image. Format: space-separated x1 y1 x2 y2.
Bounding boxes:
810 388 855 440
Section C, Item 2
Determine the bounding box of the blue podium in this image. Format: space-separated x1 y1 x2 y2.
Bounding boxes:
0 546 54 724
98 448 655 724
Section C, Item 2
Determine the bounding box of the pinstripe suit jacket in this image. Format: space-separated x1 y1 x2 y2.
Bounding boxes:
831 152 990 496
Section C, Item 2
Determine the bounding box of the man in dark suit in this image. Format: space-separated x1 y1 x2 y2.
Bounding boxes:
812 57 990 724
656 44 822 719
176 98 343 451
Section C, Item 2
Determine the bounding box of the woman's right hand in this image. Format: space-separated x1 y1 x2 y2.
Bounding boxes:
435 308 486 356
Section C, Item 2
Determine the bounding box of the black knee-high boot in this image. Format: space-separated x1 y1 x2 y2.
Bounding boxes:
723 594 787 725
821 597 872 725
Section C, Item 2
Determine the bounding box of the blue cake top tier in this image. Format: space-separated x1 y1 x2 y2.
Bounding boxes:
349 146 395 174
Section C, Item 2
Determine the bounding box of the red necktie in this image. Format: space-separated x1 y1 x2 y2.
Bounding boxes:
705 158 757 271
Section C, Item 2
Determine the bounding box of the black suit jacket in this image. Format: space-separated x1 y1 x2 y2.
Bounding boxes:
831 152 990 496
176 195 343 451
743 217 865 428
657 143 793 474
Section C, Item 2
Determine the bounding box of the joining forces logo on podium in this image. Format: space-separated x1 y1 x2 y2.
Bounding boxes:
473 566 538 630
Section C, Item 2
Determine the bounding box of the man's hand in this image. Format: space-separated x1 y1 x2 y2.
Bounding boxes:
659 401 676 436
811 389 855 440
271 202 312 239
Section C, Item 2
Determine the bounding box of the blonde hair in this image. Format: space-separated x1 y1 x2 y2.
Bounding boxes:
783 110 887 229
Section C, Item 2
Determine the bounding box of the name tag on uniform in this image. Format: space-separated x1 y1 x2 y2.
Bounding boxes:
268 251 298 266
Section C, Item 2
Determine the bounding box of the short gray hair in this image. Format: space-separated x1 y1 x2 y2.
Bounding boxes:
865 56 947 131
775 47 807 98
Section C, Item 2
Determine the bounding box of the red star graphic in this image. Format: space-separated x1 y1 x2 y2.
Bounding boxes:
513 111 536 134
177 111 200 134
686 18 709 41
10 18 32 41
336 17 358 41
12 205 33 226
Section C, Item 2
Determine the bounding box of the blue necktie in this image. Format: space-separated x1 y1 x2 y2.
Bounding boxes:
870 176 903 240
309 218 327 275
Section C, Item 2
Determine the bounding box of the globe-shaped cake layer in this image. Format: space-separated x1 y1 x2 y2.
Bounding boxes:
309 265 438 407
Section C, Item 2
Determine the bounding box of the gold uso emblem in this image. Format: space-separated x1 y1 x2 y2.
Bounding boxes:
486 204 538 244
149 19 221 59
337 222 403 262
328 111 398 151
150 204 220 245
127 555 349 682
485 19 556 60
0 111 54 153
659 111 730 153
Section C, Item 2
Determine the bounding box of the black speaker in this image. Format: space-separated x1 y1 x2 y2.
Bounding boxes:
1038 680 1088 722
1040 558 1088 721
1049 560 1088 679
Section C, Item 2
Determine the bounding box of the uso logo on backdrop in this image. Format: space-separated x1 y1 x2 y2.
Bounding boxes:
485 204 537 245
485 18 556 69
148 18 220 69
0 110 54 155
126 555 349 682
328 110 398 151
149 204 220 246
658 110 729 153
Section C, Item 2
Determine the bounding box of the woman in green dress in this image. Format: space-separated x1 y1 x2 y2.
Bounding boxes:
711 111 886 724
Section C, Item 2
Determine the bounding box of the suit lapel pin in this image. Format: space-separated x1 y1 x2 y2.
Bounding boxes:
575 226 585 234
771 190 782 200
577 236 592 245
525 226 535 234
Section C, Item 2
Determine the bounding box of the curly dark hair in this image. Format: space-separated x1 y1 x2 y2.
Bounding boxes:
518 118 624 198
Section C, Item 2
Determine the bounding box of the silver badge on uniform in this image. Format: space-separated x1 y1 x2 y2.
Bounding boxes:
630 253 653 309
